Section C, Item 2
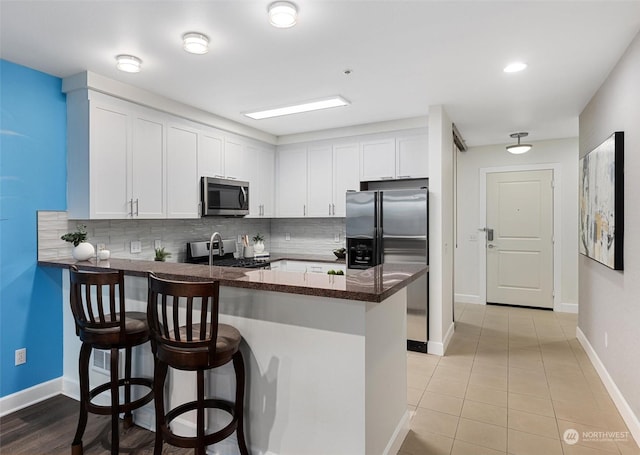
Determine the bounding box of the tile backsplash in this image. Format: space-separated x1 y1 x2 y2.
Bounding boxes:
37 212 345 262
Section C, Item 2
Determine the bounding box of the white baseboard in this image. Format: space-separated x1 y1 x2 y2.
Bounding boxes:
555 302 579 313
0 378 63 417
427 321 455 356
454 293 483 305
576 327 640 448
384 410 411 455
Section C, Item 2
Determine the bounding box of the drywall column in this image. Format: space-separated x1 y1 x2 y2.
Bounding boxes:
427 105 455 355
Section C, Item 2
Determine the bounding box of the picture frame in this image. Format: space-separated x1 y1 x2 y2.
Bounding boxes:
579 131 624 270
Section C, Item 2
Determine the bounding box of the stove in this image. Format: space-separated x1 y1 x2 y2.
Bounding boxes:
186 239 270 269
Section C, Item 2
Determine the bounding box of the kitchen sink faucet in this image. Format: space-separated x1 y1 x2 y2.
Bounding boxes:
209 232 223 266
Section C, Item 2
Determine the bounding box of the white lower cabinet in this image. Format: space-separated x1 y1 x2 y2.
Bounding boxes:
269 260 346 274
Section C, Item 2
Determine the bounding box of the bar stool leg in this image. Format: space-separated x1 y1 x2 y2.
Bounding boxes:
71 343 92 455
233 351 249 455
109 347 120 455
123 346 133 428
153 360 168 455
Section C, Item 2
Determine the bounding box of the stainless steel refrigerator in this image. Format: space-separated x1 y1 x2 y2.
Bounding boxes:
346 188 429 352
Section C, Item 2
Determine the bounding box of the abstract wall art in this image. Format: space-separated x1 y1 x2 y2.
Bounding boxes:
579 131 624 270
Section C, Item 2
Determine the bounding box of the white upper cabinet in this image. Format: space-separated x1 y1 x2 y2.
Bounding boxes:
166 123 199 219
276 147 308 217
333 143 360 216
224 137 249 182
131 110 165 218
68 91 168 219
307 145 333 217
396 134 428 179
359 133 428 181
245 144 275 218
360 138 396 181
198 129 224 179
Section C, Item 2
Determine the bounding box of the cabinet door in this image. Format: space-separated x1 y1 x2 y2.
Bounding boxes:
224 137 249 181
276 147 307 217
167 124 199 218
131 113 165 218
198 129 224 179
333 143 360 217
90 104 130 218
259 147 275 217
307 145 333 217
360 138 396 181
244 144 261 217
396 134 428 179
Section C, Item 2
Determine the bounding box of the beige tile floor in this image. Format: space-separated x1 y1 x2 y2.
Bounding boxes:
399 302 640 455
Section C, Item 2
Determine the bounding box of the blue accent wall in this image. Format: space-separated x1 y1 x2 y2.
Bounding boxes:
0 60 66 397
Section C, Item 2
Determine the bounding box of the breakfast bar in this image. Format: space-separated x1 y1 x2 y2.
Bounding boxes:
40 258 427 455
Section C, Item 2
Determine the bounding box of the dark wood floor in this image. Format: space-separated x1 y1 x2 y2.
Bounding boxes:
0 395 192 454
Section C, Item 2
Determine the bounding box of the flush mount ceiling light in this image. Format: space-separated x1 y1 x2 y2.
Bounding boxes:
268 1 298 28
506 132 532 154
504 62 527 73
244 96 350 120
116 54 142 73
183 32 209 54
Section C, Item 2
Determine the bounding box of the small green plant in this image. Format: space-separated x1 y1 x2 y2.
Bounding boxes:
252 233 264 243
61 224 88 247
154 247 172 262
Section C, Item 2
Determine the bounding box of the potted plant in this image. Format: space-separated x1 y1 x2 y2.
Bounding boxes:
154 247 172 262
252 233 265 253
61 224 95 261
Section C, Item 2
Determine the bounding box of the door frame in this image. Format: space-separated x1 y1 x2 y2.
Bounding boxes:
478 163 562 311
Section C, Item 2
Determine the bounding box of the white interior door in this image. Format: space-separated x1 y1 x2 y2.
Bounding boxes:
486 170 554 308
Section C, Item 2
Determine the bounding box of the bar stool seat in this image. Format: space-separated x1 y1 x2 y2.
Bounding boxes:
68 266 154 455
147 273 249 455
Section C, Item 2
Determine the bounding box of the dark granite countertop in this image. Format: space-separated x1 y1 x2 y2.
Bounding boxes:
38 257 427 303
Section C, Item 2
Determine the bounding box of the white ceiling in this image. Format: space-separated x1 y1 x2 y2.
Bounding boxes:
1 1 639 146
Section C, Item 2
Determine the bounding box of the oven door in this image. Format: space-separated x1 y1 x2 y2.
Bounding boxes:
201 177 249 216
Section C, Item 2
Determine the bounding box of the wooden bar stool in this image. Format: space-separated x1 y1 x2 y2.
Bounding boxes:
146 273 249 455
68 266 154 455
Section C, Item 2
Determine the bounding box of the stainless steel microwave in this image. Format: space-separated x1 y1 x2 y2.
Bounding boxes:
201 177 249 216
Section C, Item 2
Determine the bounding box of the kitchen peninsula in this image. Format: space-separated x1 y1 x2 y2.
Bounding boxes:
40 258 427 455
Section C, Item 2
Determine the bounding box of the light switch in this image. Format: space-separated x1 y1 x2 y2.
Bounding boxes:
285 233 291 241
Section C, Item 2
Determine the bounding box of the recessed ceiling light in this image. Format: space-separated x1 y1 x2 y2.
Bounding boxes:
504 62 527 73
116 55 142 73
268 1 298 28
506 132 532 154
183 32 209 54
244 96 350 120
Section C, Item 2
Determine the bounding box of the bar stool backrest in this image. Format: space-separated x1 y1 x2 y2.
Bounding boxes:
147 273 220 362
69 265 126 344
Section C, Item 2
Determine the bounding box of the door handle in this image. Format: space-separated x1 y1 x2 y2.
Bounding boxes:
487 244 496 249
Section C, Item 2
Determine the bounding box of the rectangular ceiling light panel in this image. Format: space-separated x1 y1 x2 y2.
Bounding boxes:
244 96 350 120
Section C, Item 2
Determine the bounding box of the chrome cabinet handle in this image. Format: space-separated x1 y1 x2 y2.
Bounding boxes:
398 175 411 179
135 198 139 216
303 205 306 216
332 203 335 215
329 204 332 215
129 199 133 217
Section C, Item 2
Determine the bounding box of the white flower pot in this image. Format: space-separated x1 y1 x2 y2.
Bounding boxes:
73 242 95 261
253 241 265 253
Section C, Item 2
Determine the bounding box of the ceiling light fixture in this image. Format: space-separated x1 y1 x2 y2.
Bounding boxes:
268 1 298 28
504 62 527 73
506 132 532 154
183 32 209 54
116 54 142 73
244 96 350 120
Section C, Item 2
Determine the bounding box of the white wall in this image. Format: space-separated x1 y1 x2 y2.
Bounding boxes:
578 30 640 438
455 138 579 310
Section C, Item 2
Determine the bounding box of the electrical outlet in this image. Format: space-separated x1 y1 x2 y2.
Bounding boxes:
334 233 340 242
285 233 291 241
97 243 106 251
15 348 26 366
130 241 142 254
154 239 162 249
